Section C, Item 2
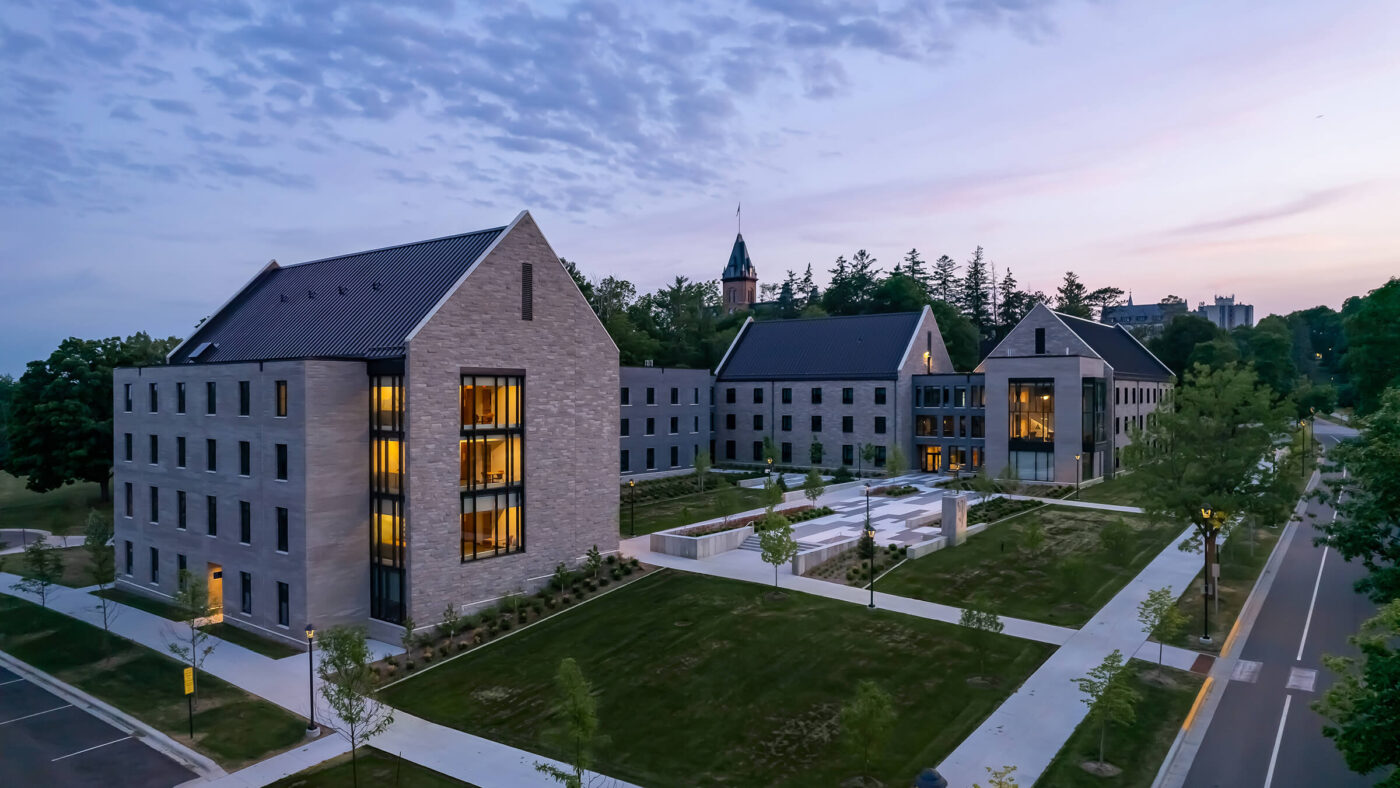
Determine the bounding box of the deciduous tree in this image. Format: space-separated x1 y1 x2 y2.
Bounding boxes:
535 657 606 788
759 516 800 587
9 536 63 607
83 510 119 648
318 625 395 788
802 466 825 507
1316 389 1400 603
1342 277 1400 414
1073 649 1139 771
166 570 219 713
693 450 711 493
841 679 895 784
1314 599 1400 783
960 595 1005 674
1137 586 1186 668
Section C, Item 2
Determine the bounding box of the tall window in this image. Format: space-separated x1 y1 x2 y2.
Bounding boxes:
276 444 288 480
149 434 159 464
370 374 404 624
239 501 251 544
842 444 854 466
123 383 132 412
178 554 187 588
124 541 133 575
176 382 186 413
1009 379 1054 443
811 387 822 404
177 436 186 468
177 491 186 530
811 415 822 432
874 417 886 434
753 414 763 430
646 387 655 405
275 380 288 417
149 382 159 413
620 418 629 437
781 387 792 404
842 416 853 433
240 572 252 614
874 387 886 405
842 387 854 404
239 441 251 476
150 548 159 584
460 375 525 562
149 486 159 524
670 387 679 405
206 381 217 414
753 387 763 404
123 433 132 462
277 582 290 627
276 507 289 552
1034 327 1046 355
646 417 655 435
207 495 217 535
238 380 251 416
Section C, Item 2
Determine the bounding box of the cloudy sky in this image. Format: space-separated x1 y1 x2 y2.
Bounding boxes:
2 0 1397 374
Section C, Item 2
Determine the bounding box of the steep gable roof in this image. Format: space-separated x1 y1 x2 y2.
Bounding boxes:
1055 311 1174 379
721 233 756 281
168 224 507 364
715 311 923 381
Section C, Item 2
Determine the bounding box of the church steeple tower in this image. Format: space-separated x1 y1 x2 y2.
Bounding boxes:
721 233 757 313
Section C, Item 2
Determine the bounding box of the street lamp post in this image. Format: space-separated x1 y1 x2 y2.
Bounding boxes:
1073 453 1081 500
864 481 875 609
304 624 316 732
628 479 636 538
766 456 773 478
1198 508 1213 644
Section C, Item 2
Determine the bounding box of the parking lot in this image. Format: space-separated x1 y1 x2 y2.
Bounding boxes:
0 665 196 787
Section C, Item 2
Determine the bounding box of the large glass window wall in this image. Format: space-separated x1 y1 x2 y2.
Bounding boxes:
460 374 525 562
369 374 405 624
1009 379 1055 443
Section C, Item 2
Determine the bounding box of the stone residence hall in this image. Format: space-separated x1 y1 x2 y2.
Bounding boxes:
112 212 618 644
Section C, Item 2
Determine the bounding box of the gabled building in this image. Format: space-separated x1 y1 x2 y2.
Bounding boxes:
1101 295 1188 336
113 211 618 644
713 307 953 471
720 233 758 313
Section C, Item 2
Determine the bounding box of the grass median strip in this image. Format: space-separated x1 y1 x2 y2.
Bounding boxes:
0 594 307 769
378 570 1054 788
270 747 478 787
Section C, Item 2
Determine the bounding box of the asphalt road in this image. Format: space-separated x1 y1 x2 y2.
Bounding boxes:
0 664 196 787
1185 422 1381 787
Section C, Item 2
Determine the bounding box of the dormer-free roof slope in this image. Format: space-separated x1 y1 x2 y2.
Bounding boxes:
168 225 506 364
716 311 923 381
1055 311 1173 379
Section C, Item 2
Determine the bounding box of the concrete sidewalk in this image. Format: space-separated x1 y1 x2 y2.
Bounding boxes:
1004 495 1147 514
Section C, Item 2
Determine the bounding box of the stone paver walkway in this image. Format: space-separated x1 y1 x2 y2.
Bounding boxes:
0 528 83 554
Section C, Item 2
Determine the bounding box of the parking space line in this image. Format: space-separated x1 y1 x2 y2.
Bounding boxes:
0 704 73 726
51 735 133 762
0 677 25 686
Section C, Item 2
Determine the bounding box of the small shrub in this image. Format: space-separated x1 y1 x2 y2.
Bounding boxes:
544 596 557 609
387 666 397 678
458 639 470 652
586 580 598 591
621 564 634 576
599 576 611 587
561 594 573 605
405 659 416 671
438 644 449 657
611 567 623 581
500 618 513 631
605 554 617 565
629 557 640 568
531 599 545 615
385 655 398 667
422 650 434 664
480 608 498 623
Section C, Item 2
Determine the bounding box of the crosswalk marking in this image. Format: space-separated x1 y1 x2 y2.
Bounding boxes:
1287 667 1317 692
1231 659 1262 683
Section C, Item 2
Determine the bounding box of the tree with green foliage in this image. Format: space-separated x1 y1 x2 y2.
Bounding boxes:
968 468 998 504
1073 649 1140 772
1019 519 1046 559
809 438 825 466
0 373 14 468
1137 586 1187 668
996 268 1029 331
693 449 711 493
1235 316 1299 401
1342 277 1400 414
960 246 993 335
1187 334 1241 372
535 657 606 788
960 595 1005 674
802 466 826 507
994 463 1023 497
1149 314 1223 378
859 443 878 477
886 444 906 479
1054 272 1093 319
901 248 930 294
1086 286 1126 320
318 625 395 788
1099 518 1133 563
931 254 960 305
1316 389 1400 603
1122 364 1294 639
9 536 63 607
166 570 219 713
929 300 980 372
762 435 778 466
760 476 783 517
83 510 119 644
841 679 895 784
716 481 740 528
1314 599 1400 784
759 516 800 588
584 545 603 582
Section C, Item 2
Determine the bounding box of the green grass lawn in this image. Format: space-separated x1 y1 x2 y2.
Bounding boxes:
1074 473 1151 506
0 472 107 536
0 594 308 769
270 748 477 787
619 485 769 536
877 506 1184 627
0 545 110 588
1036 661 1204 787
202 621 302 659
1170 521 1281 653
95 586 185 619
378 571 1054 788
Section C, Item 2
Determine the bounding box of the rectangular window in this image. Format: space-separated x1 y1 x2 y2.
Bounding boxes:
959 415 968 438
621 418 630 437
670 445 679 467
916 415 936 436
176 382 186 413
521 262 534 320
239 380 251 416
149 382 159 413
278 582 290 627
811 415 822 432
1034 327 1046 355
842 387 854 405
620 449 630 472
926 386 942 407
123 383 132 412
692 388 700 404
874 445 887 467
645 417 655 436
781 415 792 431
646 448 656 470
206 438 217 471
149 434 159 464
277 507 289 552
781 442 792 463
811 387 822 404
670 387 679 405
459 374 525 562
693 416 699 433
240 572 252 614
725 413 736 430
124 541 133 575
1010 449 1054 481
954 386 967 407
752 441 763 461
620 387 630 405
177 436 186 468
1009 379 1055 443
753 387 763 404
942 415 954 436
124 433 133 462
149 486 159 523
874 416 886 434
874 387 886 405
150 547 159 584
646 387 655 405
842 444 854 466
842 416 853 433
207 495 217 535
725 440 735 460
177 491 186 530
275 380 288 417
669 416 678 434
177 554 187 588
781 387 792 404
972 415 985 438
276 443 288 481
753 414 764 431
725 388 736 404
206 381 217 414
239 441 251 476
240 501 251 544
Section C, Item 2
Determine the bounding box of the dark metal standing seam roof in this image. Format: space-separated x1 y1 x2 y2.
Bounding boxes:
169 227 504 364
721 233 756 280
716 311 922 381
1057 312 1173 380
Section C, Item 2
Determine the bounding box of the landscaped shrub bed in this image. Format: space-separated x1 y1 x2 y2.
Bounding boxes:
871 484 919 497
620 472 759 505
804 541 909 586
372 557 656 683
966 497 1042 524
673 504 836 537
784 506 834 523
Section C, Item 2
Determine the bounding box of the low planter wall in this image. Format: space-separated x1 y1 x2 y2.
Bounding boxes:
907 536 948 559
791 535 860 575
650 524 755 559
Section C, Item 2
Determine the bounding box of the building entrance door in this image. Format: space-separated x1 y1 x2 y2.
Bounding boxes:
920 445 941 472
207 563 224 618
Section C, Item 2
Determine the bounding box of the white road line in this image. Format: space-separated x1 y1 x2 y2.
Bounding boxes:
51 735 132 762
1264 695 1293 788
0 677 25 686
1297 546 1328 661
0 703 73 726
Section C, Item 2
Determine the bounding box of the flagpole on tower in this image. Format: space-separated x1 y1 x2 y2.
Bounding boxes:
737 202 741 235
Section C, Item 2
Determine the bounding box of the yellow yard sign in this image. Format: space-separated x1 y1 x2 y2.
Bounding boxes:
183 667 194 695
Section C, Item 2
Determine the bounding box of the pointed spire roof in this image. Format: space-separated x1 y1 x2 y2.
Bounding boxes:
722 233 756 281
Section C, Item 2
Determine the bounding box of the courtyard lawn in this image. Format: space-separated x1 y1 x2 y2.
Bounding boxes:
0 472 107 536
95 586 185 619
202 621 302 659
378 571 1054 788
0 545 109 588
270 748 477 788
1036 661 1204 787
877 506 1184 627
619 485 768 536
0 595 308 769
1171 520 1282 653
1074 473 1151 507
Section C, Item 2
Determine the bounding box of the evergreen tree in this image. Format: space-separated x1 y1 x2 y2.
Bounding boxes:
1055 272 1092 319
902 248 930 295
798 263 820 306
959 246 993 336
931 254 959 305
776 270 800 318
997 267 1026 328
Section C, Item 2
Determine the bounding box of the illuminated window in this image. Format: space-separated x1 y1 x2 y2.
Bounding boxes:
460 376 522 431
1009 379 1054 443
460 374 525 562
275 380 288 417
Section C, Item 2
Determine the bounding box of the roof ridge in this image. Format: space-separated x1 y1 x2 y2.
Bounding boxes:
753 311 922 326
280 224 508 269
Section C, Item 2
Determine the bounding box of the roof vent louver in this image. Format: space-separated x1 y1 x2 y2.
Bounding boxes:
190 342 218 360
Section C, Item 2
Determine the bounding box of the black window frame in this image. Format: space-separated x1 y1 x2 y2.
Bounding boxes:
621 387 630 405
207 495 217 535
459 374 526 563
149 382 159 413
811 415 822 432
123 383 132 412
275 380 288 417
842 387 854 405
753 387 763 404
620 418 629 437
206 438 217 472
725 388 736 404
149 485 159 524
874 387 886 405
239 440 251 476
124 540 133 575
238 380 251 416
646 387 655 405
123 432 132 462
206 381 217 414
177 490 186 530
150 547 159 584
811 387 822 404
176 436 186 468
239 500 251 544
842 415 854 433
781 387 792 404
276 507 289 552
277 582 290 627
670 387 679 405
240 571 252 615
176 382 186 413
753 414 763 431
874 416 886 434
275 443 288 481
781 414 792 431
149 434 159 465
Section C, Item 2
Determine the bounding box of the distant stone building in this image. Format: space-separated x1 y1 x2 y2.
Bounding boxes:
720 233 757 313
1196 295 1254 330
1101 295 1188 336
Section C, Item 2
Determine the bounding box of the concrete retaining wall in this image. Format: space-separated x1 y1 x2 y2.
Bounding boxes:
650 524 755 559
791 535 860 575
